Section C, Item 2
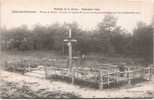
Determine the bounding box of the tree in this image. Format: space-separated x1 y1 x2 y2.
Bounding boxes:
96 15 117 54
132 22 153 63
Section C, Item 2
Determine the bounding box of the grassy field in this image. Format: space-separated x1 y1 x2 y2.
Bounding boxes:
0 51 65 69
0 50 145 69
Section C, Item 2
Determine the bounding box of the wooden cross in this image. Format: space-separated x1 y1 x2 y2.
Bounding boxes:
64 27 77 73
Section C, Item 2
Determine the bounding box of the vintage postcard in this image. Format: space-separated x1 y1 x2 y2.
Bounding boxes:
0 0 154 99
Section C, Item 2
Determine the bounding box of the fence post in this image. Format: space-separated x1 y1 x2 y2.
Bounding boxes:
71 67 75 84
116 69 119 86
99 70 103 90
148 67 152 81
128 69 131 85
114 69 117 87
76 68 78 78
143 67 151 80
107 72 109 87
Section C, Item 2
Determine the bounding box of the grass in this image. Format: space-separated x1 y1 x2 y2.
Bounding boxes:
1 50 145 66
1 50 66 73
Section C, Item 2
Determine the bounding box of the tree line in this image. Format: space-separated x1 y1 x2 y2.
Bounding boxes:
0 15 153 64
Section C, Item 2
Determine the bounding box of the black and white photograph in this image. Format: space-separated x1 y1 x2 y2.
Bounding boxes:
0 0 154 99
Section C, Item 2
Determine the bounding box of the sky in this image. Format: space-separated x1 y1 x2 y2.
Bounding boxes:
1 0 154 33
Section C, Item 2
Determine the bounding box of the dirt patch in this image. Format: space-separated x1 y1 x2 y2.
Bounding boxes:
0 70 80 99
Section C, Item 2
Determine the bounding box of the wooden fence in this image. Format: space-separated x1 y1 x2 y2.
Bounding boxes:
99 67 152 89
44 66 153 90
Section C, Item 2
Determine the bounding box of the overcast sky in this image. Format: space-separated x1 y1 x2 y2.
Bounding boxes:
1 0 154 32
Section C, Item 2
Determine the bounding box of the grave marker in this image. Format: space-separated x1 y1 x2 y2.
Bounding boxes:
64 27 77 74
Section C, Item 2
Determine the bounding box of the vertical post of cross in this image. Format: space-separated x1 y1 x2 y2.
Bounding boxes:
68 28 72 73
64 25 77 74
